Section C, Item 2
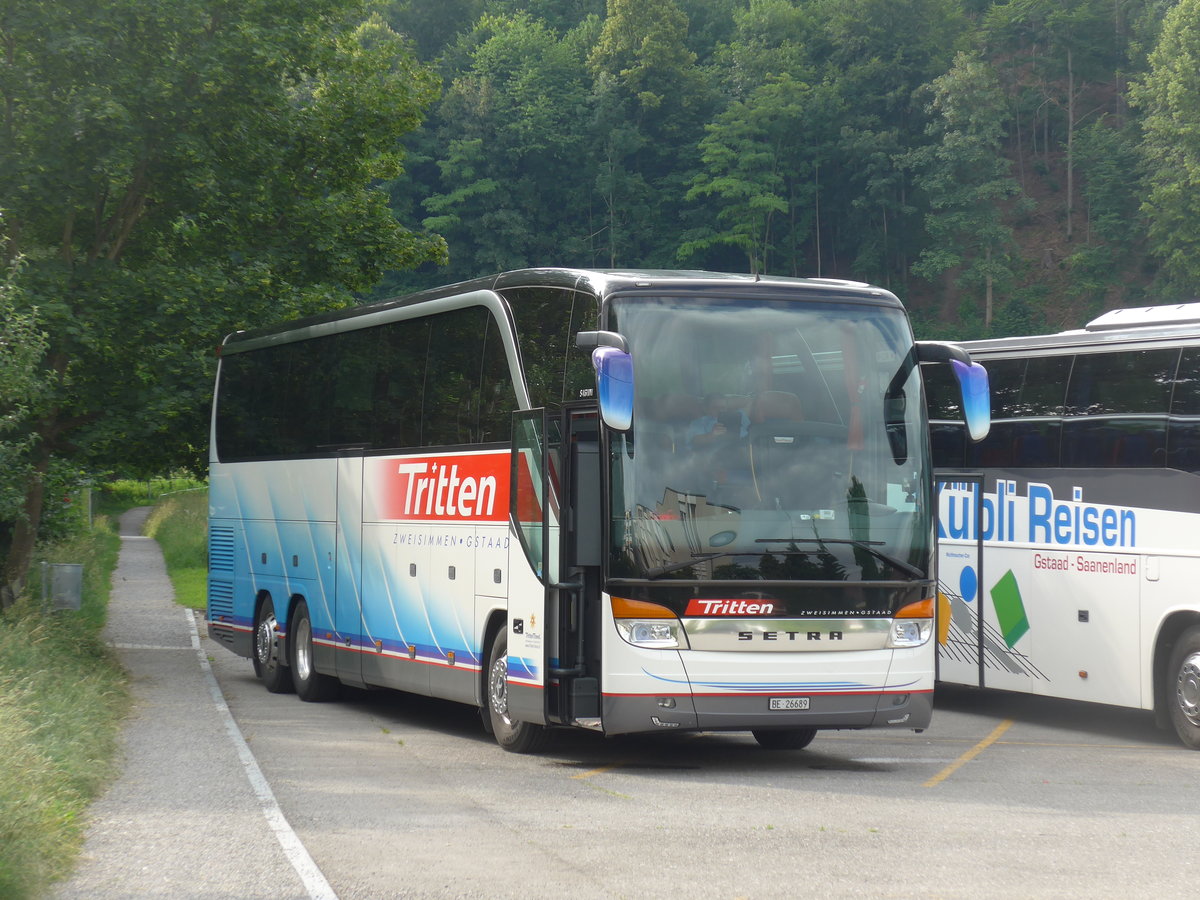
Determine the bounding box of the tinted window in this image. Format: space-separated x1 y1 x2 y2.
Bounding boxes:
1061 349 1176 469
424 307 516 446
1065 350 1177 415
216 305 518 460
1168 348 1200 471
505 287 598 408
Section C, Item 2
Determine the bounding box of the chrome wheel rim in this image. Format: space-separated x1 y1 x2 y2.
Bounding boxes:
489 655 512 726
256 612 278 666
295 616 313 683
1177 651 1200 727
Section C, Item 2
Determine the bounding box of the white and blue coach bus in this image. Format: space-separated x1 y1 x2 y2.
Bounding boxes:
926 302 1200 748
207 268 988 752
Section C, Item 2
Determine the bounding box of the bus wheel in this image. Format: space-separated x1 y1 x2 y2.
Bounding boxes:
254 596 294 694
290 599 339 702
486 630 548 753
752 728 818 750
1168 626 1200 749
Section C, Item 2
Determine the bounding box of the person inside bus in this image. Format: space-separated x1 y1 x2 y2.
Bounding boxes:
684 394 754 505
686 393 750 449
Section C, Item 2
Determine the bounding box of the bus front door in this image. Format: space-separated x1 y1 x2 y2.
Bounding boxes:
510 408 603 729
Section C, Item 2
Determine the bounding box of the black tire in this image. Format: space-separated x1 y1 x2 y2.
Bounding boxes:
253 596 294 694
486 629 549 753
290 599 340 702
1167 625 1200 749
752 727 818 750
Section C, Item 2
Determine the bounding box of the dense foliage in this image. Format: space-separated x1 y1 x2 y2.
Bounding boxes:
380 0 1183 335
0 0 442 597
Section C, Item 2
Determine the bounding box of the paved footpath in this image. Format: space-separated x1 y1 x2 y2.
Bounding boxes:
56 508 330 900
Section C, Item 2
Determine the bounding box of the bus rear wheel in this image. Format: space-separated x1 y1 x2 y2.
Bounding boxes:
1168 625 1200 749
486 629 549 753
253 596 293 694
290 599 340 702
752 728 818 750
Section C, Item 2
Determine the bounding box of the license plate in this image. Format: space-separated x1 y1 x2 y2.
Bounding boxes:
769 697 810 710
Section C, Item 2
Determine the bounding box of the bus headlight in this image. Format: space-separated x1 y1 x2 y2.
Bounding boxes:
611 596 690 650
886 597 935 649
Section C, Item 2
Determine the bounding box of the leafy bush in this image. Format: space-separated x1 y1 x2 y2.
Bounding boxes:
0 519 126 899
144 490 208 610
95 475 206 517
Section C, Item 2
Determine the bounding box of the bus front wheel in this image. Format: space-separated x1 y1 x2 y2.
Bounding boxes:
253 596 294 694
752 728 818 750
290 599 340 702
1168 625 1200 749
486 629 549 753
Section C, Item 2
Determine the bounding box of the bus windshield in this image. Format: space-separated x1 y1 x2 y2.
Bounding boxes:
608 295 932 583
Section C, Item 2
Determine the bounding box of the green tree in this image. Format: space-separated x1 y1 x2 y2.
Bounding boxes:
0 1 443 599
911 52 1024 328
422 13 593 278
0 265 47 540
587 0 710 264
682 74 843 275
1131 0 1200 292
984 0 1120 242
810 0 969 286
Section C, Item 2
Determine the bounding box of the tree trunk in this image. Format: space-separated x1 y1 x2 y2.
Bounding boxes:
813 163 822 277
985 245 994 329
1066 46 1075 243
1 444 51 609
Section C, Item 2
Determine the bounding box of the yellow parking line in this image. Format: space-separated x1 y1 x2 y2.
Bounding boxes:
923 719 1013 787
572 764 622 779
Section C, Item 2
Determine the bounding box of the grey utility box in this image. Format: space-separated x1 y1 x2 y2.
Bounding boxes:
42 562 83 611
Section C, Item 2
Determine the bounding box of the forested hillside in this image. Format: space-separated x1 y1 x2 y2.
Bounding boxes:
379 0 1185 338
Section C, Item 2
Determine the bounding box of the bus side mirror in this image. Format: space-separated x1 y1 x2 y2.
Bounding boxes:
578 331 634 431
592 346 634 432
952 359 990 442
915 341 990 442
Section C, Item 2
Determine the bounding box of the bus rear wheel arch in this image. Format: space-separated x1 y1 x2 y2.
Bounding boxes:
485 629 549 753
289 597 340 702
253 593 294 694
1167 624 1200 749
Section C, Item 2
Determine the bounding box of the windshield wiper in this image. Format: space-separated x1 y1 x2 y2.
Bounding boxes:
755 537 925 579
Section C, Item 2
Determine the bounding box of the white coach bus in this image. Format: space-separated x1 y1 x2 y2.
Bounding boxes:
926 302 1200 748
207 268 988 752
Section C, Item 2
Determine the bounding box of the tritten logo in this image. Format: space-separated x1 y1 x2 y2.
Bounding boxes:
685 598 776 616
371 452 510 522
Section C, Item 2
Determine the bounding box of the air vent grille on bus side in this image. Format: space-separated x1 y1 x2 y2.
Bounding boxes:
209 527 235 574
207 578 234 620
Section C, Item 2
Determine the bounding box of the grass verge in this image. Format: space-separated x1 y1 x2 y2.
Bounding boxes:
0 518 128 900
143 488 208 611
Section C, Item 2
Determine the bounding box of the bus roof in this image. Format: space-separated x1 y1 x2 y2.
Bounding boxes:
954 301 1200 356
220 268 900 349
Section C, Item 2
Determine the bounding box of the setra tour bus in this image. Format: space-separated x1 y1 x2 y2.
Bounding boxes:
207 268 989 752
926 302 1200 748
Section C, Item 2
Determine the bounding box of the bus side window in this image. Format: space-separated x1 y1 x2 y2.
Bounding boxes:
328 328 381 448
421 306 518 447
504 286 598 408
425 307 490 447
1063 349 1177 469
1169 348 1200 472
376 317 431 450
1008 355 1069 467
477 313 518 443
965 358 1027 469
